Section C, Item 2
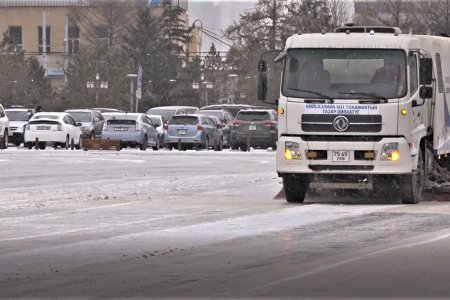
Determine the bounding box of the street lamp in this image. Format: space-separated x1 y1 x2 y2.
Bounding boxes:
127 74 137 112
86 73 108 106
228 74 239 103
192 78 213 107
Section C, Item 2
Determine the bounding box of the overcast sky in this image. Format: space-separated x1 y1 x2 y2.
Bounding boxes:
187 0 257 53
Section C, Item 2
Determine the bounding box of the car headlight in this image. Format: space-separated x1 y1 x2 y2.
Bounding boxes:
380 142 399 161
285 141 302 160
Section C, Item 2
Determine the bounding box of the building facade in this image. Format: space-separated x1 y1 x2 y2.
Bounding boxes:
0 0 193 88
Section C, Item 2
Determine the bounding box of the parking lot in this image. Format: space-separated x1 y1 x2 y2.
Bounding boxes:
1 148 450 298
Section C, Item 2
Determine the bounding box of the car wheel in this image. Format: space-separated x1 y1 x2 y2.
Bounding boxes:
75 136 83 150
140 136 148 151
70 138 75 150
240 144 248 152
39 142 46 150
64 136 70 150
214 137 223 151
152 136 160 151
26 142 33 149
0 131 8 149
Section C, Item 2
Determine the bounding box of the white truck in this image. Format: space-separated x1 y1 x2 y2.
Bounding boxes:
258 25 450 204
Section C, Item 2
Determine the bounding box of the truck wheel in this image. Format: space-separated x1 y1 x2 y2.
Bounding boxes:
400 147 424 204
283 175 309 203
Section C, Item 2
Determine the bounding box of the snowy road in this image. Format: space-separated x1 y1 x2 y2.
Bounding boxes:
0 148 450 299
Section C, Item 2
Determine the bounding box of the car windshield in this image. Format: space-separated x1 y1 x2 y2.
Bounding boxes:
236 111 270 122
283 48 407 99
5 110 29 121
149 116 162 126
33 115 58 120
196 110 222 118
146 109 176 121
107 115 138 125
169 116 198 125
68 112 92 122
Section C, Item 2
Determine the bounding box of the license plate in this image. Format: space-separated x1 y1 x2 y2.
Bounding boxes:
249 125 257 130
37 125 50 130
332 151 350 162
178 129 186 135
114 127 128 131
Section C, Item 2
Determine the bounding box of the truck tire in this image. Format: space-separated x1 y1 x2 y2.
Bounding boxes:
400 147 424 204
283 175 309 203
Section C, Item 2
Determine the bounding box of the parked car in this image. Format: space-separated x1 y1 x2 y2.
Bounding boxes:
145 106 198 123
0 104 9 149
147 114 165 147
231 109 278 151
5 108 34 146
101 113 160 151
199 104 266 117
24 112 83 150
92 107 125 113
65 109 105 139
195 109 233 148
164 114 223 151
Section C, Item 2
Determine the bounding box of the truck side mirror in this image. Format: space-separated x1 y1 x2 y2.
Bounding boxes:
258 59 267 72
419 58 433 85
257 60 268 101
419 86 433 99
257 72 267 101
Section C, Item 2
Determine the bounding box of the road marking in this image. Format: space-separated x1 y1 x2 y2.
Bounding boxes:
244 230 450 295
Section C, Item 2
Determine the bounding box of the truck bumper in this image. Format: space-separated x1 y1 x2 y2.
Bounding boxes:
276 136 413 175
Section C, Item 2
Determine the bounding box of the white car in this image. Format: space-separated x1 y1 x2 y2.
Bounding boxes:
147 114 165 146
0 104 9 149
5 108 34 146
24 112 83 150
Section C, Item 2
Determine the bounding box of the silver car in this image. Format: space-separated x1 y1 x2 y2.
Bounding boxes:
101 113 160 151
65 109 105 139
164 114 223 151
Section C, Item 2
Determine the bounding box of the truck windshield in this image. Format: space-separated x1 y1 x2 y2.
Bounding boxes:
282 49 407 100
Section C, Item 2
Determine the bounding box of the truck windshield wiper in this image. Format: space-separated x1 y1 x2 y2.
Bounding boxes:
339 92 388 103
289 88 334 103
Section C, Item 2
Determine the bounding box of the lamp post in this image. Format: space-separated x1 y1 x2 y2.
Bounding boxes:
127 74 137 112
228 73 238 104
192 74 214 107
86 73 108 106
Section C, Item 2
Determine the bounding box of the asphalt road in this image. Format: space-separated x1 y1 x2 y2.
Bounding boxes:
0 148 449 299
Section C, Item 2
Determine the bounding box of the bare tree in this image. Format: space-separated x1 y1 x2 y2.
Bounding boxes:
224 0 289 51
284 0 332 33
353 0 421 33
327 0 353 28
420 0 450 35
69 0 136 47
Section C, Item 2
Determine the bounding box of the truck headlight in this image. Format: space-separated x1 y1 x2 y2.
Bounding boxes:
380 142 399 161
285 141 301 160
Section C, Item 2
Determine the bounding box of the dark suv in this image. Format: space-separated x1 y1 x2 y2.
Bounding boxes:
231 109 278 151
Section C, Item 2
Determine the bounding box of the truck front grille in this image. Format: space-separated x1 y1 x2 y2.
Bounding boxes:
301 114 382 133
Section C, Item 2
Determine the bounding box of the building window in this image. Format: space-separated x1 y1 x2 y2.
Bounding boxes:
68 26 80 54
95 25 109 44
38 26 51 53
8 26 22 52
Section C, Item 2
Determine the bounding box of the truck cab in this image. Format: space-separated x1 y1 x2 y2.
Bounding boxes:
259 27 450 204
